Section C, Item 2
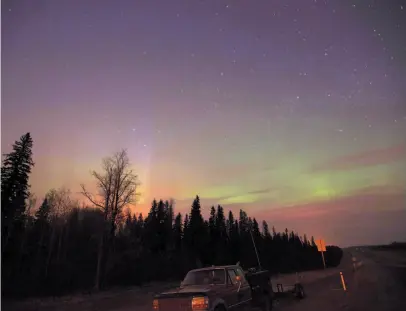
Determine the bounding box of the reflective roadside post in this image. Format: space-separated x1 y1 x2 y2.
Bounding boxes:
340 272 347 291
316 239 327 269
352 255 357 272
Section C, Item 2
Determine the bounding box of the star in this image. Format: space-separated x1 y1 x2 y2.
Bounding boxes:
3 0 405 251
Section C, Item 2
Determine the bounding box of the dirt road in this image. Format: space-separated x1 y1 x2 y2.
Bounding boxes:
4 247 406 311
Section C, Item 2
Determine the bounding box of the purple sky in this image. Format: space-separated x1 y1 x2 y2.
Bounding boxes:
2 0 406 247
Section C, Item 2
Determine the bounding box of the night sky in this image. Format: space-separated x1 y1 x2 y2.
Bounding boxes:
2 0 406 246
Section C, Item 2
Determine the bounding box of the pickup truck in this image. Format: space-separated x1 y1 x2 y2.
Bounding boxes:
152 265 274 311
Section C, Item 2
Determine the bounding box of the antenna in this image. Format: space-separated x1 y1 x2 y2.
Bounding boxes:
249 225 262 270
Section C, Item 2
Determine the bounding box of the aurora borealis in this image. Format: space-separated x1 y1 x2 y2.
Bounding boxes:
2 0 406 247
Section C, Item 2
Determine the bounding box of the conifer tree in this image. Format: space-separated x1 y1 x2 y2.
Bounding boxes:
1 132 34 250
173 213 183 252
262 220 271 238
188 196 207 265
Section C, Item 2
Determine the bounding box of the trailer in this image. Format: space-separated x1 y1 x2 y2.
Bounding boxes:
245 267 306 307
274 280 306 300
246 228 306 304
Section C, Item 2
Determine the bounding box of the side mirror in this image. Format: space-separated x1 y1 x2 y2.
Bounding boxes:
180 281 184 288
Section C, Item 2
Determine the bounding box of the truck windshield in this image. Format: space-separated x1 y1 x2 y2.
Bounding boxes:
182 269 226 286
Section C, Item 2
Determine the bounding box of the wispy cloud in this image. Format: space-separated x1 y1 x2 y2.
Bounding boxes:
251 185 406 246
312 144 406 172
246 187 274 195
166 187 277 214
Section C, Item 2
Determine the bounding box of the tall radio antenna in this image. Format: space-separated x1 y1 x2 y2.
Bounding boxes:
249 225 262 270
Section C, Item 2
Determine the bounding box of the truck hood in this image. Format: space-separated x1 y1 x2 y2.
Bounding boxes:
155 285 211 298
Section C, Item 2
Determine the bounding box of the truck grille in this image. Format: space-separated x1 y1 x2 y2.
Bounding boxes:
159 298 192 311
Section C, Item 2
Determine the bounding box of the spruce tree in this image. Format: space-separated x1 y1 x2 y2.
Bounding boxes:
216 205 226 239
227 210 234 235
173 213 183 252
35 198 51 223
183 214 190 249
189 196 204 229
262 220 271 238
208 206 216 236
188 196 206 265
1 132 34 250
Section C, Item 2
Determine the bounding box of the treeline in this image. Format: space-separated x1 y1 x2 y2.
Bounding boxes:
372 242 406 251
1 133 343 298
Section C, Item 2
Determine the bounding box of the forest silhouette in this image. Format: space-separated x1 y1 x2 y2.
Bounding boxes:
1 133 343 298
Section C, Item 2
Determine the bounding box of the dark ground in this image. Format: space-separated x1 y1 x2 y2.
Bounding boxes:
3 246 406 311
275 246 406 311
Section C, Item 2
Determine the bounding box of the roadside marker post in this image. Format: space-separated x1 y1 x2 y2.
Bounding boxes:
339 272 347 291
316 239 327 269
352 256 357 271
321 249 326 269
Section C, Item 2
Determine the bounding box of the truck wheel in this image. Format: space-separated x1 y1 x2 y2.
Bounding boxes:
261 295 273 311
214 305 226 311
295 284 305 299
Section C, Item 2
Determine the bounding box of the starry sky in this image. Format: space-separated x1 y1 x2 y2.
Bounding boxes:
2 0 406 247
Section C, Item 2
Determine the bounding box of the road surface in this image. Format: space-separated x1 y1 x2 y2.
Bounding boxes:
4 247 406 311
274 247 406 311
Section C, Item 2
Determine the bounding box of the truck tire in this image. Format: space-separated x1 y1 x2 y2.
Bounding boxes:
261 294 273 311
295 284 305 299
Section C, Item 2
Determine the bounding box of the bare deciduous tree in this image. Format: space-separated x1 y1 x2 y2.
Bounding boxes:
44 187 74 276
81 149 138 291
16 193 38 275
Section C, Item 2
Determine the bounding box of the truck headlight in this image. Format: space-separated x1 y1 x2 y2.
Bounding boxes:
152 299 159 310
191 296 209 310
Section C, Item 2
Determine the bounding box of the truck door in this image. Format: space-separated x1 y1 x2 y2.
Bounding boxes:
235 267 251 307
224 269 239 309
227 268 251 309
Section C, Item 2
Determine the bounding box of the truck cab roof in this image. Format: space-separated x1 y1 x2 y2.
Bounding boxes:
188 265 242 272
